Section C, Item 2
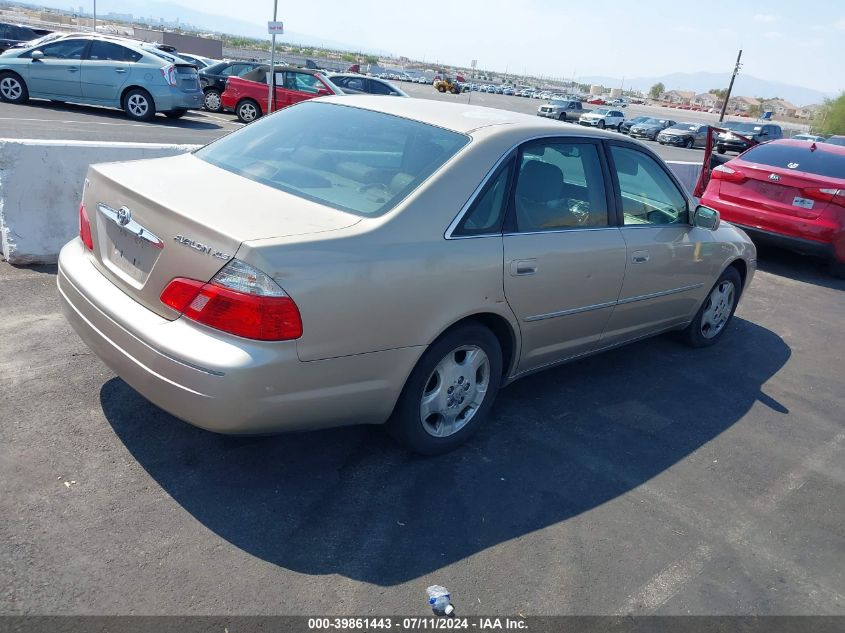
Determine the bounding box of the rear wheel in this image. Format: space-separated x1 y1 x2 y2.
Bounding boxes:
387 324 503 455
616 122 623 132
0 72 28 104
236 99 261 123
681 267 742 348
437 85 446 93
203 88 222 112
123 88 155 121
829 260 845 279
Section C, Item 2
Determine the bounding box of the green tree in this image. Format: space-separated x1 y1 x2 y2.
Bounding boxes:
649 82 665 100
709 88 728 100
818 93 845 135
364 55 380 65
341 53 356 62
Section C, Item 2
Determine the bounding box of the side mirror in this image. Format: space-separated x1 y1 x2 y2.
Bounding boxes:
693 205 720 231
315 87 330 96
31 50 44 60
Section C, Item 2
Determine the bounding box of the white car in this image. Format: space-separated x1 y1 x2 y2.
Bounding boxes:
579 108 626 130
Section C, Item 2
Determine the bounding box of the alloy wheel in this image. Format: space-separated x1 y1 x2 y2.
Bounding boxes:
239 102 258 122
0 76 22 100
127 94 149 117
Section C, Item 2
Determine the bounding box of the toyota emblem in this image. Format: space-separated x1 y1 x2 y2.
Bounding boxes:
116 206 131 226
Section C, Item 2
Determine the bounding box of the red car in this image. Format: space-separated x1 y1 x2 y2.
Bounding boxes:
221 65 342 123
587 97 606 105
701 139 845 277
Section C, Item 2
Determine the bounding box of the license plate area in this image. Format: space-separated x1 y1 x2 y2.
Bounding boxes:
102 222 159 286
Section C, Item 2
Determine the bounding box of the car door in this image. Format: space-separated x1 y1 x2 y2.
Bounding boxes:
695 125 708 147
501 139 627 372
26 38 89 97
80 40 139 102
284 71 325 106
599 142 714 347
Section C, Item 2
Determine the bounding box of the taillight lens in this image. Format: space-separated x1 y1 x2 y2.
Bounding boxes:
711 164 748 184
160 260 302 341
801 187 845 208
79 203 93 251
160 64 178 87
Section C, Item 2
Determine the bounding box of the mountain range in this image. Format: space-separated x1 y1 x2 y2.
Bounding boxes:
579 72 835 107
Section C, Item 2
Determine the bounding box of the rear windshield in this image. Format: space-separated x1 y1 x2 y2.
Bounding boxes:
741 143 845 179
195 101 469 216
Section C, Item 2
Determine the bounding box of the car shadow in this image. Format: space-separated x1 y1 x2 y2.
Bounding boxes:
100 317 789 586
755 244 845 291
24 99 226 130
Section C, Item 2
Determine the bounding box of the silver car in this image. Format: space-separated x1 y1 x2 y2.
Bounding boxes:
58 97 756 454
0 34 203 120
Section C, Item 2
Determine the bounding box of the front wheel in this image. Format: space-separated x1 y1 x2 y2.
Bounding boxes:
236 99 261 123
558 113 566 121
0 72 28 104
684 137 694 149
387 324 503 455
716 146 726 155
598 120 605 129
681 267 742 348
123 88 155 121
616 122 623 132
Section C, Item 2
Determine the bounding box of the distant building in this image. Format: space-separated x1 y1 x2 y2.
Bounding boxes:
727 96 760 112
663 90 695 105
796 104 822 119
761 99 798 117
693 93 721 109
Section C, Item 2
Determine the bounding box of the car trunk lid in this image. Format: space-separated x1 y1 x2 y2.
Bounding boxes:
83 153 360 318
717 159 837 220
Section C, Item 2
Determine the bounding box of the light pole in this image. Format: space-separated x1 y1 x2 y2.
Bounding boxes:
268 0 278 114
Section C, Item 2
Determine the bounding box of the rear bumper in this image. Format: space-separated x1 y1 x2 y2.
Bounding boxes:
57 239 420 434
704 193 844 262
150 86 204 111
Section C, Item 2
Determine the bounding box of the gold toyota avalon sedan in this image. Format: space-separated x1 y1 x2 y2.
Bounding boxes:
58 96 756 454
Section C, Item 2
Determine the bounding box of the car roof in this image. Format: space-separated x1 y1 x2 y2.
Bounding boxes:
315 96 625 136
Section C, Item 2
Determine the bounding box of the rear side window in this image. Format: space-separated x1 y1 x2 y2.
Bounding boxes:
453 158 513 236
369 80 394 95
195 101 469 217
88 40 140 62
741 143 845 179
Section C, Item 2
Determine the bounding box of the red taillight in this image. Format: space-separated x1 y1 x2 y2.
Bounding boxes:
801 187 845 208
160 261 302 341
711 164 748 184
160 64 178 87
79 203 93 251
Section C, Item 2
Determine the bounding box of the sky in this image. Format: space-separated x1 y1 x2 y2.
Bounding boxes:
40 0 845 93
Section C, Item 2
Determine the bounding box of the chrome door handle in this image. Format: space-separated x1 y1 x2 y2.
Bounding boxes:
67 67 79 72
115 68 127 73
631 251 650 264
510 259 538 276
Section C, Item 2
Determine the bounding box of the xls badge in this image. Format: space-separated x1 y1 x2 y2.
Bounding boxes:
174 235 231 261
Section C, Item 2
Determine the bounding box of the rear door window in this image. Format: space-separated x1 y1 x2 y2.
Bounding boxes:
369 79 394 95
87 40 137 62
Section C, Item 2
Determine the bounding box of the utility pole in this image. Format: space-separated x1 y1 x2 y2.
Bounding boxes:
718 49 742 123
268 0 278 115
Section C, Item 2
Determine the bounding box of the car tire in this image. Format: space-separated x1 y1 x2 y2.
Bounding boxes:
164 109 187 119
681 267 742 348
716 146 726 155
616 122 622 132
203 88 222 112
387 323 503 455
558 113 566 121
685 137 694 149
0 72 28 104
236 99 261 123
829 260 845 279
437 86 446 93
598 120 605 129
123 88 155 121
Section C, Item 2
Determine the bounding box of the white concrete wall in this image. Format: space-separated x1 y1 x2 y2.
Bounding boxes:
0 138 702 265
0 139 199 264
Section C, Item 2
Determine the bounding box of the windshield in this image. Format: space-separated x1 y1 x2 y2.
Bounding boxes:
550 99 568 106
741 143 845 179
594 108 609 115
732 123 764 133
668 124 699 131
641 118 666 125
195 101 469 217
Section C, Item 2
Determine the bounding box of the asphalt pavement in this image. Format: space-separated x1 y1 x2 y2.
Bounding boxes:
1 247 843 615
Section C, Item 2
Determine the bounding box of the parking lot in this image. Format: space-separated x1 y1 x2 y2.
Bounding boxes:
2 244 844 614
0 81 723 163
1 73 844 619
